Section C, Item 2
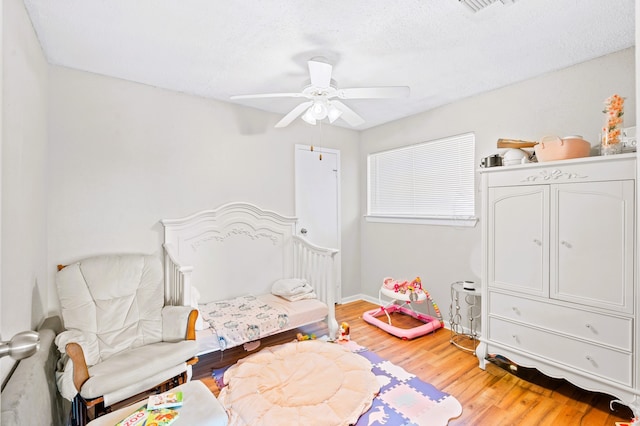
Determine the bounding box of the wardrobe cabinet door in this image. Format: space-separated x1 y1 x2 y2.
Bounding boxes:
488 185 549 296
551 180 635 313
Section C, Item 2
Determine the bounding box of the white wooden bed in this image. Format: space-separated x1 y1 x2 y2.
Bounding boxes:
161 202 339 355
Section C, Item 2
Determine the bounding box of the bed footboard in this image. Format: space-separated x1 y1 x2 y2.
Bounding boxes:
163 242 193 306
293 236 339 338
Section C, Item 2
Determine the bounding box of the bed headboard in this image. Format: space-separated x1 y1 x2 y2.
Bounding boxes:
162 203 338 313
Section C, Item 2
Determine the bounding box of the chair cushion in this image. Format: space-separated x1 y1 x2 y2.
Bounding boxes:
57 254 165 362
80 340 198 400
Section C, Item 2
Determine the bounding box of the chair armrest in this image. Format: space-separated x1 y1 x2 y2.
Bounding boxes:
66 343 90 392
54 329 101 401
162 306 198 342
186 309 198 340
53 342 91 402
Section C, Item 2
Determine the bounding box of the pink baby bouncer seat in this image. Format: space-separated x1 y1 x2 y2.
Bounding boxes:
363 277 443 340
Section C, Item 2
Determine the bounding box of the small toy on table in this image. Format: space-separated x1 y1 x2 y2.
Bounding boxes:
148 390 183 410
115 404 179 426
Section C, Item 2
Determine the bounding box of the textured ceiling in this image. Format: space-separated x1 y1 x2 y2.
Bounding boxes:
23 0 635 130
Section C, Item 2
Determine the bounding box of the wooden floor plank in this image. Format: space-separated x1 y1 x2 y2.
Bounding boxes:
196 300 634 425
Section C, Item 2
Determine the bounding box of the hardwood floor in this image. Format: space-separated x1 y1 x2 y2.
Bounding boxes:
198 300 634 425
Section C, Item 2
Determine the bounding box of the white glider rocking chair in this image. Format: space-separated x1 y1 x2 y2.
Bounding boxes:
54 254 199 425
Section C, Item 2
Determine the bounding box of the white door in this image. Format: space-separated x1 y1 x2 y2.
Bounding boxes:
294 144 341 301
0 0 5 392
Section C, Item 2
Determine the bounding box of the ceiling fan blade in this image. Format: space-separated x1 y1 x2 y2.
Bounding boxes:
308 58 333 89
230 92 308 100
274 101 314 128
336 86 410 99
331 100 365 127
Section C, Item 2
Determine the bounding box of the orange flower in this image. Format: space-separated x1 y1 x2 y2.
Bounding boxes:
602 94 625 146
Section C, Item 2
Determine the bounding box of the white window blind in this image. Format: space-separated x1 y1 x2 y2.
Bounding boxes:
367 133 476 225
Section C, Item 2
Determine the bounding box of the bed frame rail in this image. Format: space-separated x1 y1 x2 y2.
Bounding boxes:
293 235 339 337
163 242 193 306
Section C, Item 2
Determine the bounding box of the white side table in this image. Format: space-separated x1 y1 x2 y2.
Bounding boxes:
87 380 228 426
449 281 481 354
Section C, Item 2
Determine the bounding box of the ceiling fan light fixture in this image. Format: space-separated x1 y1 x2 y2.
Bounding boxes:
310 101 328 120
327 103 343 123
302 108 317 125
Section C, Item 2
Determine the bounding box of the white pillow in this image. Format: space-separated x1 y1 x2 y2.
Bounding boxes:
271 278 312 297
278 291 318 302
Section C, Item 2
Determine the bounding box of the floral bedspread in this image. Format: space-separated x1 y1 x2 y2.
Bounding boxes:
199 294 289 350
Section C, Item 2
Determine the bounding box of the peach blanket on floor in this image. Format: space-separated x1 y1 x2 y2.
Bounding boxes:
218 340 380 426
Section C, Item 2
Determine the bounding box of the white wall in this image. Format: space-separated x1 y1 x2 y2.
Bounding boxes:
0 0 49 383
46 66 361 312
359 48 636 318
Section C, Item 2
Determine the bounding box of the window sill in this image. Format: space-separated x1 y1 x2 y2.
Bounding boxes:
364 215 478 227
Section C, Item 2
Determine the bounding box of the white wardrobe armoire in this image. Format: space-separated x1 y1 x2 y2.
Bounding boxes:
478 153 638 416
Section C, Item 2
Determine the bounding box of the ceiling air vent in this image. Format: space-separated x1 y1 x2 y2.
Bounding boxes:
459 0 514 13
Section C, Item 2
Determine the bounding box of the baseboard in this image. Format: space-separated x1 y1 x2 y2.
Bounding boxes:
339 293 378 305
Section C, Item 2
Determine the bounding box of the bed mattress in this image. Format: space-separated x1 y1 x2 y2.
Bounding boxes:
195 293 328 355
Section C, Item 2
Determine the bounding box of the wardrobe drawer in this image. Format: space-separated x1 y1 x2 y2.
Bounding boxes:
488 317 632 386
488 291 632 351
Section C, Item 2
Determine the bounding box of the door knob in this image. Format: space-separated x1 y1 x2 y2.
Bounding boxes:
300 228 308 235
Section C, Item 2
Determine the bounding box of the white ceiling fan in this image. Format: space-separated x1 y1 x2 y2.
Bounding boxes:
230 57 410 128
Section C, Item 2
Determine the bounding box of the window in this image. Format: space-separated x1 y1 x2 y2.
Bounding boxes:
367 132 477 226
